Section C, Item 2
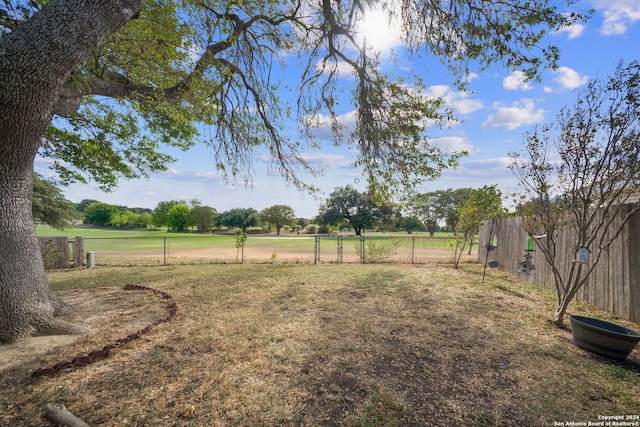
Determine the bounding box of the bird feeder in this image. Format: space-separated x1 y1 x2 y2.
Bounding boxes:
526 236 535 251
577 246 590 264
485 235 497 251
518 257 535 274
518 236 536 275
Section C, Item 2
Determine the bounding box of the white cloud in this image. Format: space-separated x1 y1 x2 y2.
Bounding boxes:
181 41 205 64
430 136 477 154
303 110 358 142
481 99 546 130
300 152 352 168
465 72 480 83
555 23 586 39
425 85 483 116
158 169 224 183
590 0 640 35
426 85 449 98
452 97 484 115
503 71 533 91
314 59 355 79
418 156 518 194
552 66 589 89
304 84 483 141
463 157 512 171
34 157 55 169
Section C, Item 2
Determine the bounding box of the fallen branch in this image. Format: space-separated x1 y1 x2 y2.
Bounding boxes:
43 403 90 427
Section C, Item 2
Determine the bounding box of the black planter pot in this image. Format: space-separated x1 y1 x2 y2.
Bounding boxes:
569 315 640 360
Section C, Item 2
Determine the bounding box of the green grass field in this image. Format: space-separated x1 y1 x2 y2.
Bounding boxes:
36 225 456 240
36 224 170 238
36 226 464 266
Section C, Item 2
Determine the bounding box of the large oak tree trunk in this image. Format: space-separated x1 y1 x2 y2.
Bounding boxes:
0 161 84 342
0 0 141 343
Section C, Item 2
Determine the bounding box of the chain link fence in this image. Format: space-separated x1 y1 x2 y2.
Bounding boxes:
65 234 473 267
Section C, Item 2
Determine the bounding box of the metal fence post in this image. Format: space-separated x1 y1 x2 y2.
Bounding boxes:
360 236 366 264
337 236 343 264
163 236 167 266
411 236 415 264
314 235 320 264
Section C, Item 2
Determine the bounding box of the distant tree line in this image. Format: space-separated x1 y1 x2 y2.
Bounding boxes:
34 178 504 238
315 185 494 236
33 183 308 234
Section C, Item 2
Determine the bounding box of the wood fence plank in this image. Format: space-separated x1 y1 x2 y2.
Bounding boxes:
38 237 69 269
479 209 640 323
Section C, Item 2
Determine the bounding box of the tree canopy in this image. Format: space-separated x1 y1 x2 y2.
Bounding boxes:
411 192 442 236
187 205 218 232
318 185 395 235
396 216 426 234
32 174 81 229
75 199 101 212
83 202 120 226
456 185 505 238
217 208 260 232
260 205 296 235
152 200 187 228
438 188 475 232
2 0 585 199
109 209 153 228
450 185 504 268
166 203 191 232
409 188 474 235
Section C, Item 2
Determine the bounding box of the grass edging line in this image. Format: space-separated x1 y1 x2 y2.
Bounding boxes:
31 284 177 378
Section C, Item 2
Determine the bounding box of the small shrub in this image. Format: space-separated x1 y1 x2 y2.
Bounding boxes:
449 233 470 269
318 224 330 234
233 230 247 262
354 239 400 263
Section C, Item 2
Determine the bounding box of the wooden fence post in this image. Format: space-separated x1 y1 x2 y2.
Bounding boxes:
72 237 84 267
38 237 69 269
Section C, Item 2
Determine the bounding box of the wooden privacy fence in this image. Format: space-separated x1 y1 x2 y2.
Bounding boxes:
478 209 640 323
38 236 84 269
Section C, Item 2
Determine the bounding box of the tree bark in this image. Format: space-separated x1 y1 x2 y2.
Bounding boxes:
549 262 586 326
551 297 570 326
0 0 141 342
0 165 86 342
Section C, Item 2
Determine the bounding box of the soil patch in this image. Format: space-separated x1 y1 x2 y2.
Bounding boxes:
0 286 169 374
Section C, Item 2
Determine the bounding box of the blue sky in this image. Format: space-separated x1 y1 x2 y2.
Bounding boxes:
37 1 640 219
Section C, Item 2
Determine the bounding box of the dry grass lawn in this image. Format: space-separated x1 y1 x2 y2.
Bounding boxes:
2 263 640 426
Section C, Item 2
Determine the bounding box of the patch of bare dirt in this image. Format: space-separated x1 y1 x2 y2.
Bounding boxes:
93 242 478 265
0 286 170 374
